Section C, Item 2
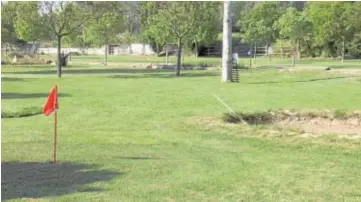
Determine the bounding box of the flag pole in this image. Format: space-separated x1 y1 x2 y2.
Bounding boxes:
53 110 57 164
53 85 58 164
43 84 59 164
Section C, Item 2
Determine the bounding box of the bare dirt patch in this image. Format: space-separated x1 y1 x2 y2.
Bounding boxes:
194 110 361 139
331 69 361 76
275 117 361 139
278 66 361 76
86 62 148 67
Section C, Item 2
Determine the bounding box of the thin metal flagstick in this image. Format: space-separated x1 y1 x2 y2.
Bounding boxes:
53 85 58 164
53 110 57 164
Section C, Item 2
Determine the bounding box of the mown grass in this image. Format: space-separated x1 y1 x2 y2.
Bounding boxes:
36 54 361 69
1 106 42 118
1 60 361 202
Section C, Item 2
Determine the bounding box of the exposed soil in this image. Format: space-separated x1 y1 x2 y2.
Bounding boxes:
275 117 361 138
194 109 361 139
278 66 361 76
332 69 361 76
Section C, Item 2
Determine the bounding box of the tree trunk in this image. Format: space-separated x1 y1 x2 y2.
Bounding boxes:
267 42 271 61
32 41 37 56
195 41 198 59
222 0 232 82
182 51 185 65
104 44 108 65
165 44 169 64
176 37 182 76
57 36 62 78
341 38 345 63
296 39 301 60
156 42 160 57
292 45 296 67
254 43 257 64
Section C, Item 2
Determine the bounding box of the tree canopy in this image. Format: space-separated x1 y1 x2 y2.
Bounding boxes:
2 1 361 76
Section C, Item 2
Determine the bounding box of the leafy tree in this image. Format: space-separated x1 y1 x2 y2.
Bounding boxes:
139 2 168 56
1 2 18 45
241 2 282 48
148 2 205 76
235 1 260 32
38 1 90 77
348 2 361 58
85 2 125 65
2 1 48 55
306 2 354 61
119 2 141 54
188 2 220 59
276 7 312 64
13 2 47 45
62 25 92 50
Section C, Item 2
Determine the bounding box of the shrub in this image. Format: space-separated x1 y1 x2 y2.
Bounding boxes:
8 52 25 59
334 109 348 120
223 111 273 125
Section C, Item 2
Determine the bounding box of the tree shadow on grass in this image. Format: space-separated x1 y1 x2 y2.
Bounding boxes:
1 77 28 82
1 162 122 200
1 92 71 100
9 68 175 75
108 71 219 79
246 76 361 85
8 68 220 78
117 156 163 160
328 64 361 69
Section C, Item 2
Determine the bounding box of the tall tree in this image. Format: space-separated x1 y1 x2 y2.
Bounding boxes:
188 2 220 59
276 7 312 64
39 1 90 77
234 1 260 32
120 2 141 54
85 2 125 65
241 2 282 48
2 2 48 55
140 2 173 56
148 2 203 76
349 2 361 58
306 2 354 61
1 2 19 45
222 1 232 82
13 2 47 46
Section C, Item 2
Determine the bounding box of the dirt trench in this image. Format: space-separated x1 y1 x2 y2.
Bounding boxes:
223 109 361 138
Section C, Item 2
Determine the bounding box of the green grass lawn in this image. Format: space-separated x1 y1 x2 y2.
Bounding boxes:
2 62 361 201
38 54 361 69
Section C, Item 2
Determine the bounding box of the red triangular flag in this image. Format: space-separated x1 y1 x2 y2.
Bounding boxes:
43 85 58 116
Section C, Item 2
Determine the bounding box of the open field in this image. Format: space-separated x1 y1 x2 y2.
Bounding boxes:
1 57 361 201
36 54 361 69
